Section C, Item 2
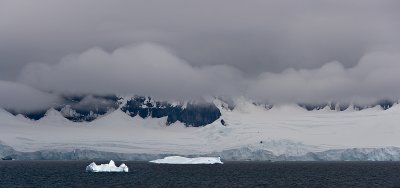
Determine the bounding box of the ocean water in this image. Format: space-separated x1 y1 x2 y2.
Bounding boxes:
1 161 400 187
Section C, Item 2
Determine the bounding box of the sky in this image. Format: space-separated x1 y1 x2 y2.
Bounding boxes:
1 0 400 110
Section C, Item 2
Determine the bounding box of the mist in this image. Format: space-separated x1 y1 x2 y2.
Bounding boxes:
0 81 60 112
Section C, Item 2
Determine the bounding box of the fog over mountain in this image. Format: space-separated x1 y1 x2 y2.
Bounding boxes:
1 0 400 110
0 81 60 112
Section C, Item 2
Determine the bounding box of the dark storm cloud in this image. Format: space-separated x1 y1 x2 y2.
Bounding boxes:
1 0 400 109
1 0 399 78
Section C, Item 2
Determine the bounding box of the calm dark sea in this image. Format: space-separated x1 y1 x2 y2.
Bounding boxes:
1 161 400 188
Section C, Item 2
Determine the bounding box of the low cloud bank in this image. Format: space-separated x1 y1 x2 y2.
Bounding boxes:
18 43 244 100
0 81 60 112
0 43 398 111
247 52 400 103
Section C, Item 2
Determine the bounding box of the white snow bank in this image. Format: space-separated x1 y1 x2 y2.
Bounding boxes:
150 156 223 164
86 160 129 172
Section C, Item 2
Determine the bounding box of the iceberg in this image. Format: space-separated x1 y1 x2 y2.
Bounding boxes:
149 156 223 164
86 160 129 172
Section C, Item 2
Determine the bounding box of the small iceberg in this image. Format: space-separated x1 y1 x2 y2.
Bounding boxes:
86 160 129 172
149 156 223 164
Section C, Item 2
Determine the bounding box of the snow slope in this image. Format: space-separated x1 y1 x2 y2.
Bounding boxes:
1 98 400 160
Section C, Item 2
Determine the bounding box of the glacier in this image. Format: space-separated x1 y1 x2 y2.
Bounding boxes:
86 160 128 172
150 156 223 164
1 97 400 161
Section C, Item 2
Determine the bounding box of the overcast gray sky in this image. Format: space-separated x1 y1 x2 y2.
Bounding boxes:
1 0 400 109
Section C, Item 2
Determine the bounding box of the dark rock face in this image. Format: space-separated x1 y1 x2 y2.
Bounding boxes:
3 94 221 126
298 103 329 111
220 119 226 126
7 109 47 120
1 156 13 160
6 95 120 122
376 99 395 110
298 102 354 111
299 99 397 111
55 95 120 122
121 96 221 127
175 103 221 126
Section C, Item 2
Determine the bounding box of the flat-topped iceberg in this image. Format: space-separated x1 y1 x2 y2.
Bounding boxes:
150 156 223 164
86 160 129 172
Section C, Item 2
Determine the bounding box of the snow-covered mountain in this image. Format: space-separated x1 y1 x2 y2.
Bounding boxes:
1 96 400 161
5 95 222 127
4 94 396 126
